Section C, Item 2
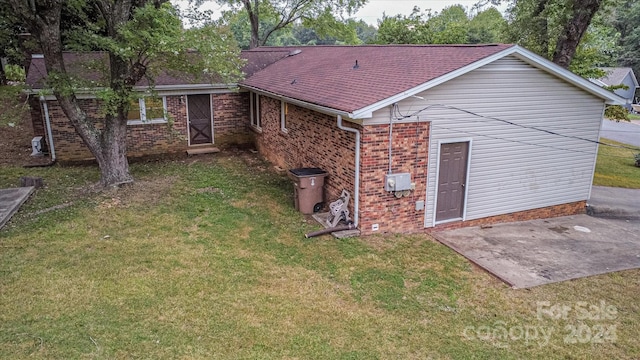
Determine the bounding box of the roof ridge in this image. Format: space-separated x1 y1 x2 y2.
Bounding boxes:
252 43 513 50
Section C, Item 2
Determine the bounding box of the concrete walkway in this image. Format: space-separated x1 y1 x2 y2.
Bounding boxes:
0 187 35 229
600 118 640 147
588 186 640 220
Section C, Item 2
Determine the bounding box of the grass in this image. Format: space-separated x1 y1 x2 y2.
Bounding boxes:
1 152 639 359
628 113 640 121
593 138 640 188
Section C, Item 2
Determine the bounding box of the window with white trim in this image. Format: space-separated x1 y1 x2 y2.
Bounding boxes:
127 97 167 125
280 101 288 133
250 92 261 129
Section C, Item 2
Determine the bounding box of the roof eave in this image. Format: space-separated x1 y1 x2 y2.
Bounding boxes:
349 45 627 116
240 84 355 118
149 83 236 91
27 83 237 98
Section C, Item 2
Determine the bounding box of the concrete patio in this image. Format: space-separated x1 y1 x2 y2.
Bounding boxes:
433 214 640 289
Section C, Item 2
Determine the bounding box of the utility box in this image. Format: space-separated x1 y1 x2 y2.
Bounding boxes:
384 173 412 192
288 168 328 214
31 136 44 157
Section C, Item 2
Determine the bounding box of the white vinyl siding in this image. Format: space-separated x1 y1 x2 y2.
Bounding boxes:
368 56 606 228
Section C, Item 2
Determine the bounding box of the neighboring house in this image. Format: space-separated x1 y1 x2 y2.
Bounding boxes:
589 67 639 110
25 51 288 161
26 44 625 234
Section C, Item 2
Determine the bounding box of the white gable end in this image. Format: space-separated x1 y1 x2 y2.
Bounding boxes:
368 56 605 228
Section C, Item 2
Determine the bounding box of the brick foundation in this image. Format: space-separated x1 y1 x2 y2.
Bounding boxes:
429 201 587 232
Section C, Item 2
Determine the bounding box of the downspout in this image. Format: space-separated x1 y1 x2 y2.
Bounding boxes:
388 105 393 174
40 96 56 162
336 115 360 228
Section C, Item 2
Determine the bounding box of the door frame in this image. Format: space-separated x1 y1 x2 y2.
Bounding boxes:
431 138 473 226
186 94 215 147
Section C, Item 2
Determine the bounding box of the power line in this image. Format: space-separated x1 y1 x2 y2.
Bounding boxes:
393 103 640 152
430 124 597 156
430 123 638 160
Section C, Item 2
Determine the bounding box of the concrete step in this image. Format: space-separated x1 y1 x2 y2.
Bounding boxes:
186 146 220 156
0 187 35 229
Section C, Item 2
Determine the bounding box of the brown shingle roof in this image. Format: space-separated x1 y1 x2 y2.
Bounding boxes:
26 50 284 89
241 44 514 113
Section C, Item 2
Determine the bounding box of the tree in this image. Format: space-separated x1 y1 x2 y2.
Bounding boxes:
467 7 506 43
505 0 607 70
0 6 28 85
9 0 243 186
428 5 470 44
213 0 367 48
375 5 504 45
218 3 299 48
375 9 429 44
611 0 640 84
349 19 377 44
288 19 373 45
551 0 602 68
291 23 337 45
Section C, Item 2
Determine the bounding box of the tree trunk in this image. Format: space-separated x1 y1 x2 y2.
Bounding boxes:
96 113 133 186
243 0 260 48
0 62 6 85
10 0 136 187
552 0 602 69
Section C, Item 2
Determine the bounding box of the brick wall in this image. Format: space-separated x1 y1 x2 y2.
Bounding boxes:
253 96 357 211
41 92 251 161
212 92 251 146
127 95 188 158
359 122 430 235
45 96 187 161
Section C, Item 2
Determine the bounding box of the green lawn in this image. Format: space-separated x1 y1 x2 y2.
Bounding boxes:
593 138 640 188
1 153 639 359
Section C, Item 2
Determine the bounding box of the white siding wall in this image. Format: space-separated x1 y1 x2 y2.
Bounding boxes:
367 56 606 228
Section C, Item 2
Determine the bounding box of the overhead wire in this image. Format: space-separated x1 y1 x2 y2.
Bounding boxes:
391 103 640 152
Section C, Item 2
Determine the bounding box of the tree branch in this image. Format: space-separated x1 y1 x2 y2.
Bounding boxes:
552 0 602 68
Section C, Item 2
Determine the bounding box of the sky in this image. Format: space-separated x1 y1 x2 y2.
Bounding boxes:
172 1 508 27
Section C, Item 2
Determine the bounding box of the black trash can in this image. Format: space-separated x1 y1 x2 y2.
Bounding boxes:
288 168 328 214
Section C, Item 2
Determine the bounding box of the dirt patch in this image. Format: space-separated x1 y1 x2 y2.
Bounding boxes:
94 175 181 209
0 112 50 167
